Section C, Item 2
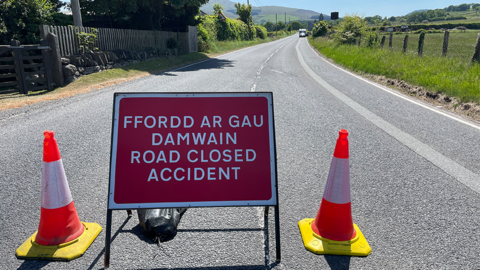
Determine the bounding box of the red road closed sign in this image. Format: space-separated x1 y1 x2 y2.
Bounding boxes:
108 92 278 209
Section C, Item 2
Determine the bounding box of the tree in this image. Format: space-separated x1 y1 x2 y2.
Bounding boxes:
264 21 274 31
319 13 324 21
276 21 285 30
388 16 396 22
78 0 208 30
312 21 328 37
213 3 224 15
333 14 367 45
290 21 301 30
234 2 253 25
0 0 57 44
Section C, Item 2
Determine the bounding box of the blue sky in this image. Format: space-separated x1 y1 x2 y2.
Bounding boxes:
232 0 475 17
63 1 475 17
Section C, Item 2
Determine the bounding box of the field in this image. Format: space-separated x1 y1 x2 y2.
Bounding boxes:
309 35 480 103
382 30 479 62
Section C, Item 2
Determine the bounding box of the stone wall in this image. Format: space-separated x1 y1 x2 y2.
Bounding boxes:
62 48 178 84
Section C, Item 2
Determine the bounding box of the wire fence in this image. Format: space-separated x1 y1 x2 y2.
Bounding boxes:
371 31 480 62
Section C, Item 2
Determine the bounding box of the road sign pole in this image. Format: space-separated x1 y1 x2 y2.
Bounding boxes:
275 205 281 262
104 209 112 268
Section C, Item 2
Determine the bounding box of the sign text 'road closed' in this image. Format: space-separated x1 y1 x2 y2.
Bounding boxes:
108 93 278 209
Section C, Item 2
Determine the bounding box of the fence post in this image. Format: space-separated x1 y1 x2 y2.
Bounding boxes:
418 32 425 56
389 32 393 47
10 40 28 95
403 35 409 53
471 33 480 63
46 33 64 87
40 40 54 91
442 30 449 57
381 36 386 48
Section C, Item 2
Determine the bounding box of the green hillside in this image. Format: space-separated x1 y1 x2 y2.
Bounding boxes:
369 3 480 27
200 0 326 24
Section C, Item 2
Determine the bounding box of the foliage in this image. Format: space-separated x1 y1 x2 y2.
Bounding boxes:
213 3 224 15
289 21 302 31
167 37 179 49
263 22 274 31
254 25 267 39
197 23 209 42
0 0 57 44
196 14 268 52
333 14 368 45
276 21 286 30
75 27 98 53
364 31 379 48
234 3 255 40
319 13 324 21
78 0 208 30
234 3 253 25
312 21 328 37
53 12 74 26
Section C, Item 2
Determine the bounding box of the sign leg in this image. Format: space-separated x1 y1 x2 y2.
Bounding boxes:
275 205 281 262
104 209 112 268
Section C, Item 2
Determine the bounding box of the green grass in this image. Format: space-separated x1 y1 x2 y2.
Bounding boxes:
382 30 478 62
309 36 480 103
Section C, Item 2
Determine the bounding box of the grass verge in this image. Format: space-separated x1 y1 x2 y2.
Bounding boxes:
309 36 480 104
0 34 291 111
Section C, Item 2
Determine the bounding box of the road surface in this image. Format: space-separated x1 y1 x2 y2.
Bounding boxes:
1 35 480 269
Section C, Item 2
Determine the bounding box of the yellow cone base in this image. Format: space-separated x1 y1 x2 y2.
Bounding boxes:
16 222 102 261
298 218 371 256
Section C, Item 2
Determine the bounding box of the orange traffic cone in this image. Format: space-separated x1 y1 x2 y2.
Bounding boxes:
36 131 84 245
16 131 102 260
298 129 371 256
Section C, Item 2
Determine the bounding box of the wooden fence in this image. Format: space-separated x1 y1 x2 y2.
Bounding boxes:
39 25 197 57
0 40 53 94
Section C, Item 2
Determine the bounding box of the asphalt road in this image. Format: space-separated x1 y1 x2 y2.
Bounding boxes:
1 34 480 269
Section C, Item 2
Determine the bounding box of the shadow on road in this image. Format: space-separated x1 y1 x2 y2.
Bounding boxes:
156 58 235 76
325 255 351 270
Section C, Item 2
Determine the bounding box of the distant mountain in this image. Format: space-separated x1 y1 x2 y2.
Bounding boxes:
406 9 430 15
201 0 327 24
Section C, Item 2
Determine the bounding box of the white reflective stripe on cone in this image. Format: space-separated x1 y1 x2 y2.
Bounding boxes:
323 157 351 204
41 159 73 209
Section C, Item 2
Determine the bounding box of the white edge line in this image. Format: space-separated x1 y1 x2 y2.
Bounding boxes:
306 39 480 131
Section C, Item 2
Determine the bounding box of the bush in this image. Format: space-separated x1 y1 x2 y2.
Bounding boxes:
312 21 328 37
333 14 368 45
197 23 209 42
216 17 249 41
198 39 210 52
364 31 379 47
254 25 267 39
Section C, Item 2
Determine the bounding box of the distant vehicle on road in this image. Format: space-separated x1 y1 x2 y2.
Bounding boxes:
299 29 306 37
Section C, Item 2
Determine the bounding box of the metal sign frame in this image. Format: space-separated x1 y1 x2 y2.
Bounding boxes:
104 92 281 268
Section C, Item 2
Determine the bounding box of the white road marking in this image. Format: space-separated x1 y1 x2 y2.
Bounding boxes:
251 40 291 92
296 40 480 195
